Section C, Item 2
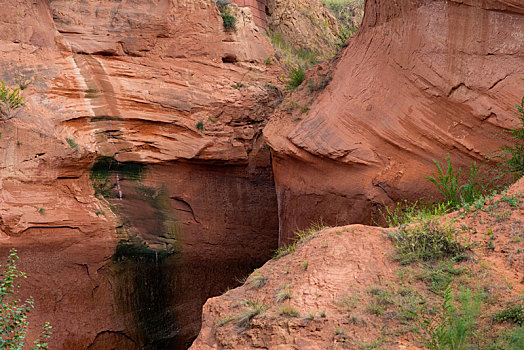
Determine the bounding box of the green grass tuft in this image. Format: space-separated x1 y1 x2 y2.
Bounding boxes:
389 220 467 265
245 270 267 290
285 66 306 90
235 300 267 329
275 284 293 303
280 305 300 317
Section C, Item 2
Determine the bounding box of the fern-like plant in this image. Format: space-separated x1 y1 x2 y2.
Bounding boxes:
416 285 483 350
427 154 462 205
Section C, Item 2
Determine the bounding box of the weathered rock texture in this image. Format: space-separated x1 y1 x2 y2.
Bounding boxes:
1 0 282 348
266 0 341 60
233 0 268 28
265 0 524 244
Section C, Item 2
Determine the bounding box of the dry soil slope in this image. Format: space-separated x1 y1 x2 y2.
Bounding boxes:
192 178 524 349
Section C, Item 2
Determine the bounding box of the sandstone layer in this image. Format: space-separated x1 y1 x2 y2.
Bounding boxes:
264 0 524 243
266 0 341 61
0 0 282 348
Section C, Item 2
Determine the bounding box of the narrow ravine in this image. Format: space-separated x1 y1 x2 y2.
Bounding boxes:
92 159 279 348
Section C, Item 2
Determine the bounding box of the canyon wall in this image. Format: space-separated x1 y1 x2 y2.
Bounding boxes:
264 0 524 243
233 0 268 28
0 0 281 348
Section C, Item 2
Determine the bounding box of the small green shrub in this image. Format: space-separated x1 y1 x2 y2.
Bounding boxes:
219 7 236 31
285 66 306 89
0 80 24 120
196 121 205 132
390 220 467 264
1 249 52 349
427 154 462 205
428 155 492 207
494 304 524 326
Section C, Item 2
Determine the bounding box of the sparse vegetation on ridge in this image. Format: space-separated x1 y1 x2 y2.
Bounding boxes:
273 220 326 259
389 220 467 265
216 1 236 31
322 0 364 47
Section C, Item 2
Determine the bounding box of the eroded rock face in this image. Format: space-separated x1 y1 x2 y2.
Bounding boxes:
265 0 524 243
0 0 281 348
266 0 341 60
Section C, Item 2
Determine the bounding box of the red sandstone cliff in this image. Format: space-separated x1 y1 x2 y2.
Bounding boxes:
264 0 524 243
1 0 523 348
0 0 282 348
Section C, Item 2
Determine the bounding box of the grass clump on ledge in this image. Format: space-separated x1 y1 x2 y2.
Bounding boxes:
273 220 326 259
280 304 300 317
285 66 306 90
216 1 236 31
235 300 267 329
245 269 267 290
66 137 78 150
275 284 293 303
389 220 467 265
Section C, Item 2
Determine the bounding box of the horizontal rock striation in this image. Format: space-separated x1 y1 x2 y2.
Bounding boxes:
1 0 282 348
